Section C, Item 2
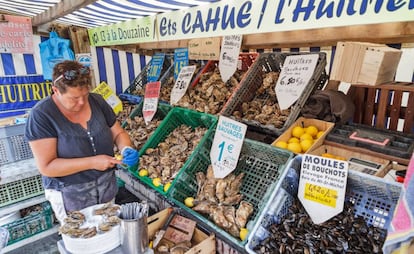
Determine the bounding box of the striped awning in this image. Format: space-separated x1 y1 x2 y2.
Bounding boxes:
0 0 220 28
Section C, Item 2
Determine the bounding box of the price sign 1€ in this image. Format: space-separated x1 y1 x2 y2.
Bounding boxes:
210 116 247 178
143 81 161 124
298 154 348 224
275 54 319 110
170 65 196 105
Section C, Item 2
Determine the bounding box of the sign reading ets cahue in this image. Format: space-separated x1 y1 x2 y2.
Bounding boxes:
0 15 33 53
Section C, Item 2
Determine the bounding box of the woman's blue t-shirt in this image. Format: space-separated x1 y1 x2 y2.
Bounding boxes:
25 93 117 190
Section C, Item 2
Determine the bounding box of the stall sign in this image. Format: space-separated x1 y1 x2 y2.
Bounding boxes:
0 75 51 112
219 35 242 83
76 53 92 68
88 15 155 46
0 15 33 53
157 0 414 41
143 81 161 124
210 116 246 178
188 37 220 60
92 81 123 115
298 154 348 224
174 48 189 81
275 54 319 110
170 65 196 105
148 53 165 83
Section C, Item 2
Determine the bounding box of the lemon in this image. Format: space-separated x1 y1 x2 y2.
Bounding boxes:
287 142 302 153
306 125 319 137
274 141 288 149
321 153 335 158
300 139 313 152
152 177 162 187
138 169 149 177
291 126 305 138
240 228 248 241
316 130 325 139
288 137 300 143
184 197 195 208
163 182 171 192
300 133 314 141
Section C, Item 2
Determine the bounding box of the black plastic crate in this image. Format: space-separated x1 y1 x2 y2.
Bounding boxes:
325 123 414 164
221 52 327 136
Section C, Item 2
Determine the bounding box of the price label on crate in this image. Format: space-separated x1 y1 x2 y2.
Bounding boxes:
298 154 348 224
174 48 189 81
275 54 319 110
148 53 166 82
210 116 246 178
170 65 196 105
219 35 242 83
142 81 161 124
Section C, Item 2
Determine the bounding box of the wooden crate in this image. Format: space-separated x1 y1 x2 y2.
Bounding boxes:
330 41 402 85
148 208 215 254
272 117 335 154
357 46 402 85
347 82 414 133
308 144 390 177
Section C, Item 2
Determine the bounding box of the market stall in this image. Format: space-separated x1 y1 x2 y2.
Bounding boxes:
1 1 414 254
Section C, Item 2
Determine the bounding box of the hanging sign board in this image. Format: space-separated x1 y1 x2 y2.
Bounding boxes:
210 116 247 178
298 154 348 224
92 81 123 115
188 37 220 60
142 81 161 124
275 54 319 110
0 15 33 53
148 53 166 82
174 48 189 81
219 35 242 83
170 65 196 105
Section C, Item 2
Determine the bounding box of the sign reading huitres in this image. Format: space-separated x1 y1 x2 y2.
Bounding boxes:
88 16 155 46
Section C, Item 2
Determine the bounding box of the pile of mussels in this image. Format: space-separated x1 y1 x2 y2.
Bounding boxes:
255 200 386 254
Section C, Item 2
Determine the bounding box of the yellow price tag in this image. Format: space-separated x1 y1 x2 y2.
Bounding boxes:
92 81 123 115
304 183 338 208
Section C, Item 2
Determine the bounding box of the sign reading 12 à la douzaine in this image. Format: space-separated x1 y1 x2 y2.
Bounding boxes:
88 0 414 46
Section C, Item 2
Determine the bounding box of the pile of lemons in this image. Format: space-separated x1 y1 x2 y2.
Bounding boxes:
274 125 324 153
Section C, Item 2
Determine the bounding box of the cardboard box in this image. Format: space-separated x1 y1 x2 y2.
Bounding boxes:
148 208 215 254
271 117 335 154
308 144 390 177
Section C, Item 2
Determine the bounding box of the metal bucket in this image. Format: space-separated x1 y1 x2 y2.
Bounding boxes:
120 216 149 254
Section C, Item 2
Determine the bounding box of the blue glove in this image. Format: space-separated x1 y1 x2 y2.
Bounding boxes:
121 146 139 167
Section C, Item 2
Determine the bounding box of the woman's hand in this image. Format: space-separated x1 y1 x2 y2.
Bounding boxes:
93 155 123 171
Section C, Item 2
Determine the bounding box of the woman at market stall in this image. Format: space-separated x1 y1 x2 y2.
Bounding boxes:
25 60 139 224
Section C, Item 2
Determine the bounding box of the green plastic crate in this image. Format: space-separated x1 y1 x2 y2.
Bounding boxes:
0 175 44 208
168 133 293 251
4 201 54 245
130 107 218 196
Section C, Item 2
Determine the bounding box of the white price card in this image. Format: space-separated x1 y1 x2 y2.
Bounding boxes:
219 35 242 83
143 81 161 124
298 154 348 224
275 54 319 110
170 65 196 105
210 116 247 178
